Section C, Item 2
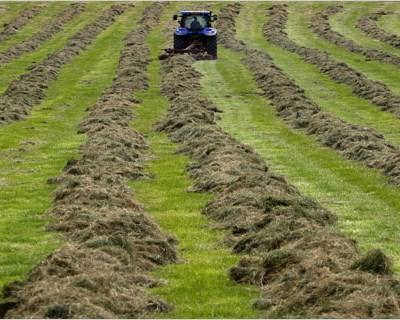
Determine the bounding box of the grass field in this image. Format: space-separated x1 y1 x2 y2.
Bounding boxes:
0 4 64 53
0 2 146 289
196 47 400 272
378 4 400 36
0 3 109 93
237 3 400 148
0 4 31 33
287 3 400 95
131 19 261 318
329 3 400 57
1 2 400 318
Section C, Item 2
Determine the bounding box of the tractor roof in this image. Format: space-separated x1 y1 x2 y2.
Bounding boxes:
179 10 211 15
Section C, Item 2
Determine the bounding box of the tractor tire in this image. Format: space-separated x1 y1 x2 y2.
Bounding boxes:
206 35 217 59
174 34 185 50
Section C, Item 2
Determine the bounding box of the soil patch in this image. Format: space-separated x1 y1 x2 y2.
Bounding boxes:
0 4 86 66
0 5 129 126
358 10 400 49
1 3 177 319
311 5 400 65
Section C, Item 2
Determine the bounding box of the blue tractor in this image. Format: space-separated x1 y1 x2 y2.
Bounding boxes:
161 10 218 59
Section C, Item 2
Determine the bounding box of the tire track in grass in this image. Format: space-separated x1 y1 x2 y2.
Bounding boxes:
0 4 128 126
0 3 109 94
0 3 86 66
0 2 145 296
130 7 261 319
236 3 400 150
196 46 400 275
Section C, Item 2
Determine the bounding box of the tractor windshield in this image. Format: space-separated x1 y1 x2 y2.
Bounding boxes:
182 15 209 30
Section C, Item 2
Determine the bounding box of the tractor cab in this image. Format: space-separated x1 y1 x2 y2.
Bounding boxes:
173 11 217 33
171 11 218 59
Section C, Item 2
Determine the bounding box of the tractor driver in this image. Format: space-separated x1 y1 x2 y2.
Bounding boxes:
190 16 202 30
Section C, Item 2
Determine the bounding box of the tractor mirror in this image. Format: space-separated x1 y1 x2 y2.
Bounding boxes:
212 14 218 21
173 14 178 20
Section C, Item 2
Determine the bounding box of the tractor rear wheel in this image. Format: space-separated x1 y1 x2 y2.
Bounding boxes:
206 36 217 59
174 34 185 50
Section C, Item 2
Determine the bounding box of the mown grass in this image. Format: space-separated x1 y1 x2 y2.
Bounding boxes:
0 3 147 290
329 3 400 57
0 3 108 94
378 4 400 36
195 44 400 273
286 3 400 95
130 6 261 318
236 3 400 149
0 3 30 32
0 3 66 53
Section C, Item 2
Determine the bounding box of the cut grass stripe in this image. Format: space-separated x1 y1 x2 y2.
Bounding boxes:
130 12 261 319
195 45 400 273
0 3 147 290
330 3 400 57
286 3 400 95
378 5 400 36
0 3 66 53
0 3 108 94
236 3 400 149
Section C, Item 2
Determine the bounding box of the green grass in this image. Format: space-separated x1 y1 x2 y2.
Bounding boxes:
0 3 66 53
0 3 30 32
235 3 400 149
378 4 400 36
130 7 261 318
0 3 147 290
195 45 400 274
285 3 400 95
0 3 108 94
329 3 400 57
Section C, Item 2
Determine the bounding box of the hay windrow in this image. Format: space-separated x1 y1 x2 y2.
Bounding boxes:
358 10 400 49
1 3 177 319
0 4 86 66
217 3 400 187
264 4 400 119
311 5 400 65
0 4 130 126
156 6 400 318
0 5 43 42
